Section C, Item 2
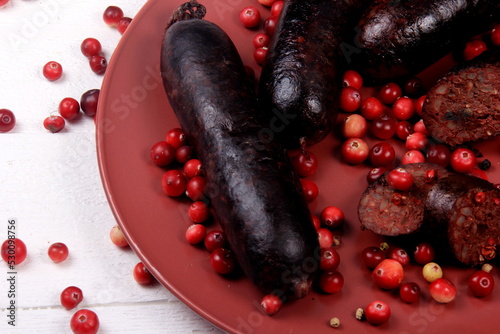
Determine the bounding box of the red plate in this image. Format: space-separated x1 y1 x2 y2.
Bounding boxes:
96 0 500 332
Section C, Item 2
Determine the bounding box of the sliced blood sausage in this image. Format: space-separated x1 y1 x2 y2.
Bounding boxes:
161 1 319 299
422 50 500 146
358 163 451 236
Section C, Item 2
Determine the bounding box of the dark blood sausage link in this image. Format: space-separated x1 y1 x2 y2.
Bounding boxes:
258 0 371 149
425 175 500 266
351 0 500 84
160 1 319 299
358 163 451 236
422 50 500 147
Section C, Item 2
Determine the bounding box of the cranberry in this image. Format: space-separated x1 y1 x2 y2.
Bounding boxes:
0 109 16 132
422 262 443 282
264 15 278 36
360 97 384 120
186 176 206 201
429 278 456 303
58 97 80 121
320 206 344 229
395 120 413 140
80 89 100 117
60 286 83 310
165 128 187 150
204 230 227 252
469 168 489 180
341 138 369 165
342 114 367 138
339 86 362 112
317 228 334 248
318 270 344 294
109 225 128 247
210 248 236 274
292 150 318 177
371 114 396 140
311 214 321 231
239 6 261 28
150 141 176 166
364 300 391 325
415 95 426 117
185 224 207 245
372 259 404 290
103 5 124 27
450 147 477 173
0 0 9 6
188 201 210 223
378 82 402 105
43 61 63 81
369 142 396 167
270 0 284 17
413 119 428 135
161 170 188 197
367 167 387 184
426 144 451 168
387 168 413 192
1 238 27 266
404 77 423 97
342 69 363 89
301 179 319 203
80 38 102 58
48 242 69 263
117 17 132 35
43 115 65 133
253 33 270 49
133 262 155 284
70 309 99 334
401 149 425 165
468 270 495 297
388 247 410 266
413 242 435 265
392 96 415 120
491 24 500 46
361 246 386 269
175 145 194 164
319 247 341 271
463 39 487 61
261 294 282 316
89 55 107 75
183 159 203 179
405 132 428 151
399 282 421 303
254 47 268 65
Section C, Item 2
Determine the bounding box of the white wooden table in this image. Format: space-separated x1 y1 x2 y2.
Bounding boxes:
0 1 225 332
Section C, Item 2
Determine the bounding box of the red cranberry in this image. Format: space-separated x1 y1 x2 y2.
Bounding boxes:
59 97 80 120
392 96 415 120
301 179 319 203
463 39 487 61
292 150 318 177
239 6 261 28
204 230 227 252
43 115 65 133
413 242 435 265
188 201 210 223
210 248 236 274
341 138 369 165
404 77 423 97
450 147 477 173
369 142 396 167
150 141 176 166
270 0 284 17
388 247 410 266
401 150 425 165
70 309 99 334
253 33 270 49
319 247 341 271
425 144 451 167
185 224 207 245
80 89 100 117
261 294 282 316
264 15 278 36
186 176 206 201
378 82 402 105
320 206 344 229
60 286 83 310
0 109 16 132
387 168 413 191
43 61 63 81
399 282 421 303
48 242 69 263
133 262 155 284
396 120 413 140
165 128 187 150
1 238 27 265
0 0 10 6
318 270 344 294
361 246 386 269
117 17 132 35
103 5 124 27
415 95 426 116
342 114 367 139
175 145 194 164
254 47 268 65
371 114 396 139
161 170 188 197
89 55 107 75
365 300 391 325
183 159 203 178
367 167 387 184
360 97 384 120
405 132 428 151
80 38 102 58
339 86 362 112
468 270 495 297
342 69 363 89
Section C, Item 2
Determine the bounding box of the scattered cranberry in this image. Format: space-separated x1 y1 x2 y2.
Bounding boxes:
253 33 270 48
372 259 404 290
371 114 396 140
165 128 187 150
319 247 340 271
60 286 83 310
463 39 487 61
70 309 99 334
413 242 434 265
161 170 188 197
301 179 319 203
468 270 495 297
320 206 344 229
365 300 391 325
451 147 477 173
422 262 443 282
43 115 65 133
311 214 321 231
426 144 451 168
317 228 334 248
261 294 282 316
183 159 203 179
387 168 413 192
133 262 155 284
405 132 428 151
175 145 194 164
0 109 16 132
264 15 278 36
395 120 413 140
342 69 363 89
186 176 206 201
1 238 27 265
254 47 268 65
103 5 124 27
185 224 207 245
415 95 426 116
318 270 344 294
150 141 176 166
341 138 369 165
43 61 63 81
109 225 128 247
413 119 428 135
58 97 80 121
361 246 386 269
48 242 69 263
401 150 425 165
210 248 236 274
399 282 421 303
378 82 402 105
239 6 261 28
188 201 210 223
80 38 102 58
117 17 132 35
292 150 318 177
89 55 107 75
270 0 284 17
339 86 362 112
404 77 423 97
392 96 415 120
369 142 395 167
491 24 500 46
80 89 100 117
366 167 387 185
360 97 384 120
204 230 226 252
388 247 410 266
429 278 456 303
342 114 367 138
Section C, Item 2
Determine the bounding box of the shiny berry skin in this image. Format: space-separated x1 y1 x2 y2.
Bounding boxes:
404 77 423 97
318 270 344 294
150 141 176 166
188 201 210 223
0 0 9 6
133 262 155 284
183 159 203 179
301 179 319 203
399 282 421 303
204 230 226 252
186 176 206 201
165 128 187 150
253 33 270 48
270 0 284 17
361 246 386 269
371 114 396 140
360 97 384 120
320 206 344 229
413 119 428 135
58 97 80 120
342 69 363 89
392 96 415 120
422 262 443 282
378 82 402 105
463 39 487 61
367 167 387 185
43 61 63 81
117 17 132 35
365 301 391 325
43 115 65 133
210 248 236 274
341 138 369 165
317 228 334 248
311 214 321 231
185 224 207 245
292 150 318 177
491 24 500 46
451 147 477 173
339 86 362 112
48 242 69 263
429 278 456 303
109 225 128 247
1 238 27 266
0 109 16 132
387 168 413 191
161 170 188 197
372 259 404 290
468 270 494 297
261 294 282 316
103 5 124 27
239 6 261 28
405 132 428 151
175 145 194 164
342 114 367 138
80 89 100 117
89 55 107 75
80 38 102 58
70 309 99 334
60 286 83 310
413 242 435 265
254 47 268 65
388 247 410 266
369 142 395 167
426 144 451 168
415 95 426 116
319 247 340 271
401 150 425 165
395 120 413 140
264 16 278 36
